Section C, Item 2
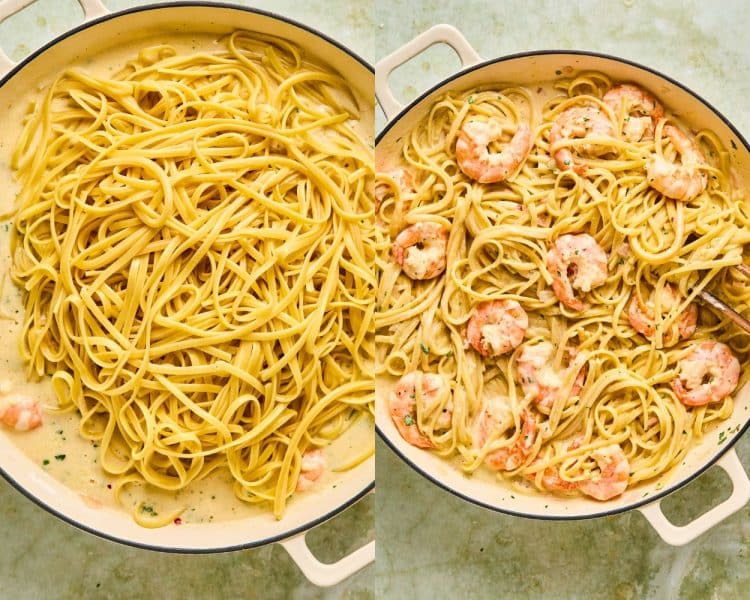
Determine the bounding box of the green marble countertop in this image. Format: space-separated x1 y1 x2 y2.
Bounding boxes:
374 1 750 598
0 1 373 599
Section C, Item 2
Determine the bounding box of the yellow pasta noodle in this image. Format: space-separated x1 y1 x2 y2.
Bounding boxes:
377 72 750 499
11 31 375 523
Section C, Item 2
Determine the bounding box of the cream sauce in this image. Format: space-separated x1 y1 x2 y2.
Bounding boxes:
0 31 374 525
375 79 741 502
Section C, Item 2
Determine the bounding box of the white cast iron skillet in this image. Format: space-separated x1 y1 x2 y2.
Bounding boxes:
0 0 374 586
375 25 750 546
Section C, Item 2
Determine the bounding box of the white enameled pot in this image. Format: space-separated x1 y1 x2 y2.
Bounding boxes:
0 1 374 585
375 24 750 546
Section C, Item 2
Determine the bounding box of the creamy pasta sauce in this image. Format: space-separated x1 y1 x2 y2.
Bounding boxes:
0 31 373 524
375 71 749 503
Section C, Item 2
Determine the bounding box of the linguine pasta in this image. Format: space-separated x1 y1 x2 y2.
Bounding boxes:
377 72 750 499
10 31 375 524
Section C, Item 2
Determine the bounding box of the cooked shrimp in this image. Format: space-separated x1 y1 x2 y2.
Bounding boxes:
375 168 413 206
517 341 586 412
465 299 529 357
0 394 43 432
525 436 586 493
455 119 533 183
549 106 615 174
296 449 326 492
579 444 630 501
484 410 537 471
603 84 664 142
671 341 740 406
528 465 580 493
647 125 708 201
392 222 449 280
546 234 609 311
472 389 513 452
389 371 452 448
628 284 697 347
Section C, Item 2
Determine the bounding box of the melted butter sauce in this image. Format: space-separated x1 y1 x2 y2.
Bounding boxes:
0 31 373 525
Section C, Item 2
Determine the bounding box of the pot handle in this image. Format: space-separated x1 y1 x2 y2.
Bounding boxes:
0 0 109 78
375 24 482 121
638 448 750 546
279 532 375 587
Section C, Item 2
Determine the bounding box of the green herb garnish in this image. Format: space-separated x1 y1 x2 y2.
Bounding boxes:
420 343 430 354
54 454 66 461
404 415 415 426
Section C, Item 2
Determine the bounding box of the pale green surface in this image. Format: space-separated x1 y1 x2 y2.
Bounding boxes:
375 1 750 599
0 1 373 598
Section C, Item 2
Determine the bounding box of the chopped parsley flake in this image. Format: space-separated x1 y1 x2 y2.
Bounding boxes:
42 459 50 466
420 343 430 355
467 96 474 104
54 454 66 461
404 415 415 426
718 431 727 444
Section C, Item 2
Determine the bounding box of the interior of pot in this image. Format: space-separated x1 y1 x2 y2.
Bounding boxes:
376 51 750 519
0 4 374 551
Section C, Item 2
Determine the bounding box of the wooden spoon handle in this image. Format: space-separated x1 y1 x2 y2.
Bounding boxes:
698 289 750 335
